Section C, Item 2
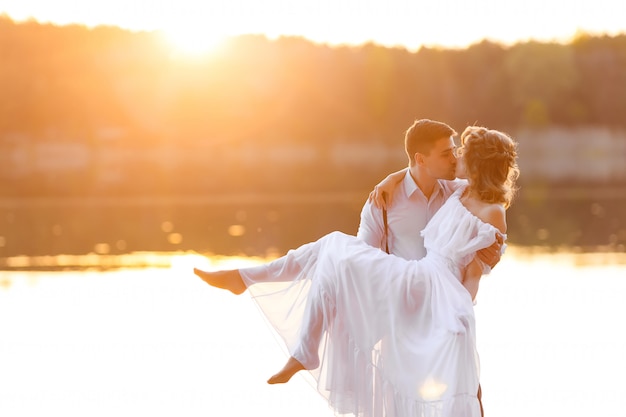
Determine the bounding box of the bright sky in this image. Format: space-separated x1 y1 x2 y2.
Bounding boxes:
2 0 626 51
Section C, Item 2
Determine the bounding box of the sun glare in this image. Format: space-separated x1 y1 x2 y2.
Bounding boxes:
162 25 229 57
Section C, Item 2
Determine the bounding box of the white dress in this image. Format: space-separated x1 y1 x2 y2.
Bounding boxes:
239 185 503 417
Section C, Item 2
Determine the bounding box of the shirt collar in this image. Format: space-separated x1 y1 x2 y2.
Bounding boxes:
403 170 445 200
403 169 419 197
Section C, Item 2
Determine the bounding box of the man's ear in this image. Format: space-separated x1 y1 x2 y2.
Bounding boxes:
415 152 426 166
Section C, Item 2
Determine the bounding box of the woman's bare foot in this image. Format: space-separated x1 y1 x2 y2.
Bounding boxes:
193 268 246 295
267 356 306 384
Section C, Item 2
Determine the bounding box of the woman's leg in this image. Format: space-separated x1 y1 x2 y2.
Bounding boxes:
194 232 351 292
267 356 306 384
193 236 330 385
267 285 326 384
193 268 246 295
194 232 402 387
193 239 318 293
195 261 321 384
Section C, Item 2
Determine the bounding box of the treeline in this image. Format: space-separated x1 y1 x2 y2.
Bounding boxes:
2 17 626 138
1 17 626 197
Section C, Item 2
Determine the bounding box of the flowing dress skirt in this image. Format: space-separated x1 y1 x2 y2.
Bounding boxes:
240 231 481 417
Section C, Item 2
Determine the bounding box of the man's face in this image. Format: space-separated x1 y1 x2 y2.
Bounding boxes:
420 136 457 180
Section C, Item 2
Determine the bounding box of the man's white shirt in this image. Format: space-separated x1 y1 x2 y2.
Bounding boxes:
357 170 466 260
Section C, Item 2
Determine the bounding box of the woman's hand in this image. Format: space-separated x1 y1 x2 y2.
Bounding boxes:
367 169 407 209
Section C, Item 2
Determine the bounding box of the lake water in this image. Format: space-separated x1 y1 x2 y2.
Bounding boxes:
1 250 625 417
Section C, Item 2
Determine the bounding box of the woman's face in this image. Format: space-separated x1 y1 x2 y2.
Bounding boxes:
454 148 468 179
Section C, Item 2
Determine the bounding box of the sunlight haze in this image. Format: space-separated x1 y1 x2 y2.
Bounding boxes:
2 0 626 50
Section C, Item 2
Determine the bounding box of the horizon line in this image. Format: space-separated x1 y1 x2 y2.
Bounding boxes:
2 12 625 52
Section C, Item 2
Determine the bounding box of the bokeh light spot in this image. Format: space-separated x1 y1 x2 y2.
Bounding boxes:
168 233 183 245
161 221 174 233
228 225 246 237
94 243 110 254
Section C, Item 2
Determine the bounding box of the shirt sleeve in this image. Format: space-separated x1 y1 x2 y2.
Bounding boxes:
356 199 385 250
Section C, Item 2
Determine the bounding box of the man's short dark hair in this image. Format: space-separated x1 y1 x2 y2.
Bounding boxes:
405 119 457 165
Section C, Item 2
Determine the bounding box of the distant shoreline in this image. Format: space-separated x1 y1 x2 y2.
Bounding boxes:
0 192 368 208
0 185 625 208
1 246 625 272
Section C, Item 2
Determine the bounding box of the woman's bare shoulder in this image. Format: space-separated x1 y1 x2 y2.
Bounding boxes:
461 193 507 234
478 203 507 234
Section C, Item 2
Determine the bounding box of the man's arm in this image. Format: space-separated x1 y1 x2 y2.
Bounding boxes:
356 198 386 250
462 257 483 302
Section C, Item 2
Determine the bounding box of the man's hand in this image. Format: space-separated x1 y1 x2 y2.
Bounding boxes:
476 233 504 269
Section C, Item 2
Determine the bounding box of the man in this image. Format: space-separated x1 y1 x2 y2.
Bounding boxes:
358 118 464 259
357 118 500 417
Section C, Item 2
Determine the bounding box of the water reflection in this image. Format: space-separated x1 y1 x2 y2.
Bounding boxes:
0 251 625 417
1 194 625 258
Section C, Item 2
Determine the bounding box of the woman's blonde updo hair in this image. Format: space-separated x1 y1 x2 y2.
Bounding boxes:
458 126 520 208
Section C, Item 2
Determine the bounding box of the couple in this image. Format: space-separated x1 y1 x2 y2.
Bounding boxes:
194 119 519 417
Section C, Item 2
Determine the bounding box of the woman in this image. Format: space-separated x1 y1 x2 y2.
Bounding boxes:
194 126 519 417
